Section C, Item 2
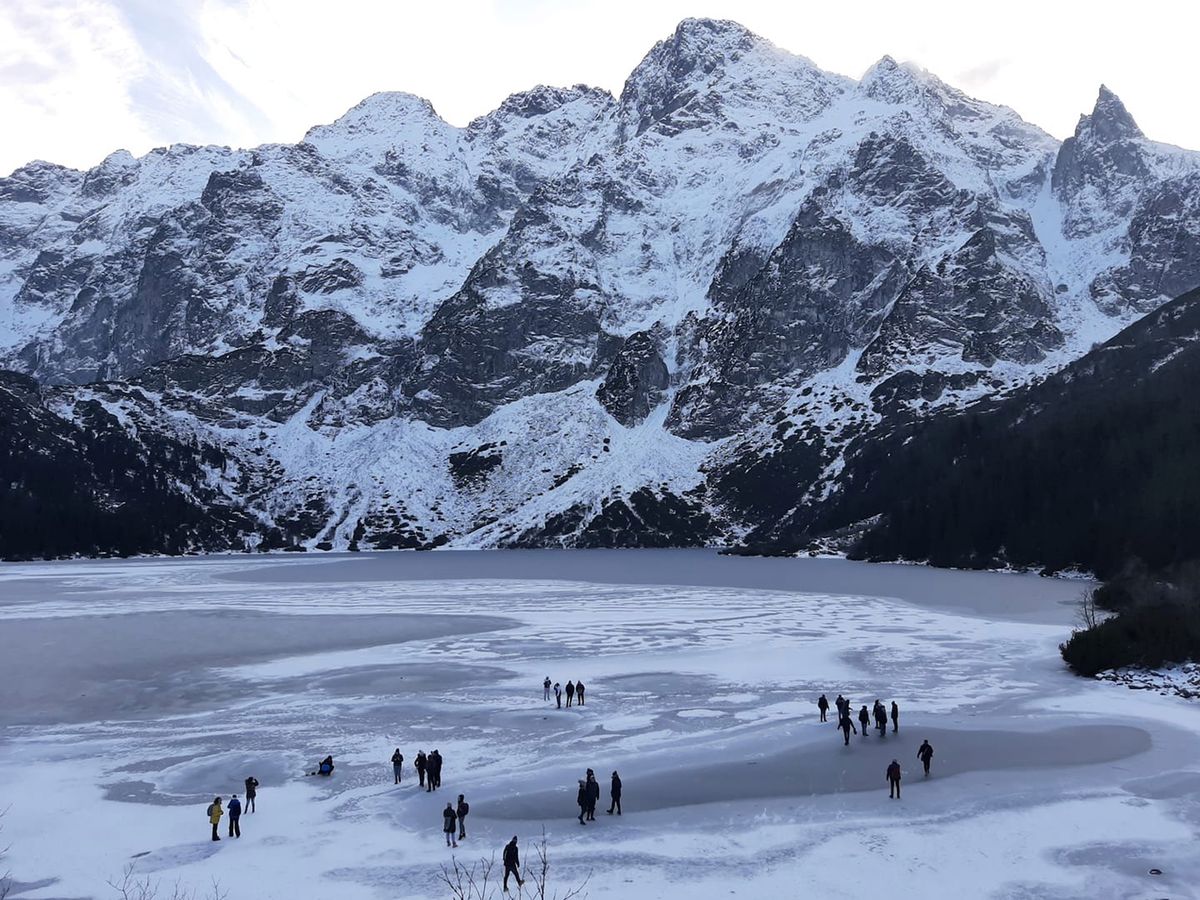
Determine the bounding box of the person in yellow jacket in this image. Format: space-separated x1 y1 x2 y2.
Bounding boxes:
207 796 224 842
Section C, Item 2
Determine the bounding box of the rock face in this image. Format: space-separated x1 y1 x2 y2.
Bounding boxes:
1 19 1199 556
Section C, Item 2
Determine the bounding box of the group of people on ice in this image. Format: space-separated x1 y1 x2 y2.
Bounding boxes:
818 694 938 794
819 694 900 745
389 748 445 791
576 768 621 823
205 776 259 841
544 677 587 708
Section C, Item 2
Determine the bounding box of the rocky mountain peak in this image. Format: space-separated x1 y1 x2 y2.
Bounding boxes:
1083 85 1144 143
303 92 447 157
485 84 613 122
859 55 923 103
1053 85 1149 218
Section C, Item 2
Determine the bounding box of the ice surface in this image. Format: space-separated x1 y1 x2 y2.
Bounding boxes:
0 551 1197 899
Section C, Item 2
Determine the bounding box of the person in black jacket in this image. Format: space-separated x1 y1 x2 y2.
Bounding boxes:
227 794 242 838
607 770 622 815
890 701 900 734
503 836 524 892
917 740 934 776
543 676 552 701
443 802 458 847
576 780 588 824
584 769 600 821
244 776 259 813
415 751 428 788
565 681 575 708
428 750 443 791
817 694 829 722
391 748 404 784
576 681 586 706
839 712 857 745
874 701 888 737
317 755 334 776
456 794 470 840
858 705 870 737
554 682 562 708
887 759 902 798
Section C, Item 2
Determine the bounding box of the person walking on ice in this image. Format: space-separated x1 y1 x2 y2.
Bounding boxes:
887 759 902 798
554 682 562 708
858 704 870 737
576 780 588 824
207 796 223 842
227 794 242 838
244 776 258 813
391 748 404 784
415 750 427 788
818 694 829 722
457 794 470 840
565 680 575 707
443 802 458 847
430 749 443 790
607 770 622 815
917 740 934 776
891 701 900 733
543 676 552 701
585 768 600 820
503 836 524 892
839 712 857 745
576 680 586 705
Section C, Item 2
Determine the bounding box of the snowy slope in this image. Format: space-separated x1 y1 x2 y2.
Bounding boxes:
1 17 1199 555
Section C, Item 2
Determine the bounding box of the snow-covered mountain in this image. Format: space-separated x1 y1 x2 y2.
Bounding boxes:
2 18 1199 555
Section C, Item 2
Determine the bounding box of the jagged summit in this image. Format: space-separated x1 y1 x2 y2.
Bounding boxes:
484 84 613 122
303 91 445 147
1083 85 1144 142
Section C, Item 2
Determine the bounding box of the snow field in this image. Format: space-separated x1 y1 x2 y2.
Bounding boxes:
0 551 1197 899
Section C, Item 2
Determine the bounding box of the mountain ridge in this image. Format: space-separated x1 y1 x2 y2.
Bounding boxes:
1 18 1198 558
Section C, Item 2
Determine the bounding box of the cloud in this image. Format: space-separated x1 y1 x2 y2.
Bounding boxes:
957 58 1011 88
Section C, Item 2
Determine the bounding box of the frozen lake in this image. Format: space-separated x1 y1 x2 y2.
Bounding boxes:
0 550 1196 899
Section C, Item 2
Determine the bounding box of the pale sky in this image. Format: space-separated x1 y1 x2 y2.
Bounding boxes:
2 0 1197 176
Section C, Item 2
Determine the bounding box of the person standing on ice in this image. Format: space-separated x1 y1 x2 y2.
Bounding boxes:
607 770 623 815
874 701 888 737
227 793 242 839
817 694 830 722
428 750 443 791
585 769 600 820
887 759 902 798
503 836 524 892
554 682 562 708
839 712 857 745
207 796 223 842
835 694 847 721
244 776 259 813
576 680 587 706
858 704 870 737
565 680 575 707
917 740 934 776
391 748 404 784
543 676 552 701
576 780 588 824
890 701 900 733
456 794 470 840
443 802 458 848
415 750 428 788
